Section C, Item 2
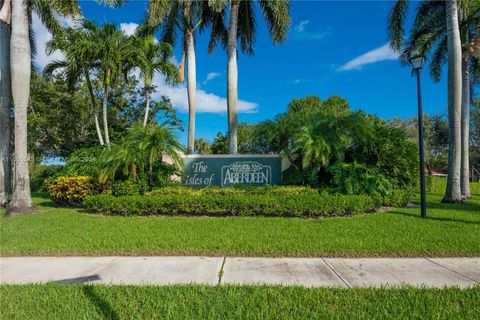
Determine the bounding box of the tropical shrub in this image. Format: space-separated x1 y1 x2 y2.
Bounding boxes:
98 123 184 189
111 180 141 196
328 162 393 196
46 176 100 206
84 193 380 217
62 147 103 177
348 118 418 190
30 165 63 191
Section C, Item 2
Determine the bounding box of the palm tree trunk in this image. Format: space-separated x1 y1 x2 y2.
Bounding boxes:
460 56 471 198
0 0 11 206
443 0 463 203
102 75 111 148
143 86 150 127
8 0 34 215
178 49 185 83
227 1 239 154
186 29 196 155
84 70 104 146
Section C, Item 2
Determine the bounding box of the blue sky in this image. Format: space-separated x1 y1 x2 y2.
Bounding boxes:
34 1 449 145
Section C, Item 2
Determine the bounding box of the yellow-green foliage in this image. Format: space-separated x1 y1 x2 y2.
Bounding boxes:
426 176 480 194
46 176 99 206
146 185 319 196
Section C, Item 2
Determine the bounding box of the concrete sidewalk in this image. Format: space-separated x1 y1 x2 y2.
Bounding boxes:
1 257 478 288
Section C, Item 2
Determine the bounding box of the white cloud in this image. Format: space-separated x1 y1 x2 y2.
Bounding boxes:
337 43 399 71
134 69 257 114
293 20 329 40
202 72 221 85
120 22 138 36
32 13 75 70
294 20 309 33
292 79 301 85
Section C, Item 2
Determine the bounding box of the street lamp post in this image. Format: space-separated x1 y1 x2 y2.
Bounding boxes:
409 54 427 219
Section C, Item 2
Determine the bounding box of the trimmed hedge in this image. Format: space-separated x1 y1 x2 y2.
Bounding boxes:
379 189 414 207
83 193 380 217
147 185 319 196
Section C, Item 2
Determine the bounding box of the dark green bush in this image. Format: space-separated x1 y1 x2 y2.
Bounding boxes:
111 180 141 196
30 165 63 192
378 189 414 207
84 193 379 217
328 162 393 196
62 147 103 177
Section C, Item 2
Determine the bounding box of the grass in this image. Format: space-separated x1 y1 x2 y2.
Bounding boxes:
0 284 479 319
0 192 479 257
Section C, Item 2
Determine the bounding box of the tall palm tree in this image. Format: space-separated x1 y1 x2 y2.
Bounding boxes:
396 0 480 199
44 26 105 146
83 20 134 147
222 0 291 154
444 0 464 203
0 0 11 206
2 0 123 214
388 0 465 203
6 0 81 215
9 0 38 214
133 34 178 127
145 0 225 154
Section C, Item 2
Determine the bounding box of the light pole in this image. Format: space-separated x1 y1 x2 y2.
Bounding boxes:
409 54 427 219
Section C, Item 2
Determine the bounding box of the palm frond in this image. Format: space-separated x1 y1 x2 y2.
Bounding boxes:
237 0 256 55
259 0 291 45
387 0 409 51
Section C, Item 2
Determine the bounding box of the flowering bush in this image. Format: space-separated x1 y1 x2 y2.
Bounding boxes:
46 176 100 206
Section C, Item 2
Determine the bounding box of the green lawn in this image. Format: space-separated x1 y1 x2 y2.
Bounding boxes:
0 284 478 319
1 192 479 257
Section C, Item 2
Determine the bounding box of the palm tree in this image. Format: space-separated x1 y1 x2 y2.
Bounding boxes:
6 0 82 215
133 123 184 183
388 0 465 203
0 0 11 206
44 26 105 146
444 0 464 203
145 0 225 154
396 1 480 199
2 0 123 213
194 138 211 154
99 123 184 184
133 34 178 127
82 21 134 148
222 0 291 154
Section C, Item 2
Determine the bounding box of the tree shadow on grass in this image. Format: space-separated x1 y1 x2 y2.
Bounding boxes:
391 210 480 225
408 198 480 215
82 285 119 320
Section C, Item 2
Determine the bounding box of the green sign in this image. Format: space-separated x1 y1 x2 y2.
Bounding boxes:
182 155 282 188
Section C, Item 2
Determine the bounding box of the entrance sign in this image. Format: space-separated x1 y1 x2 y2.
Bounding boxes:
182 155 282 187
